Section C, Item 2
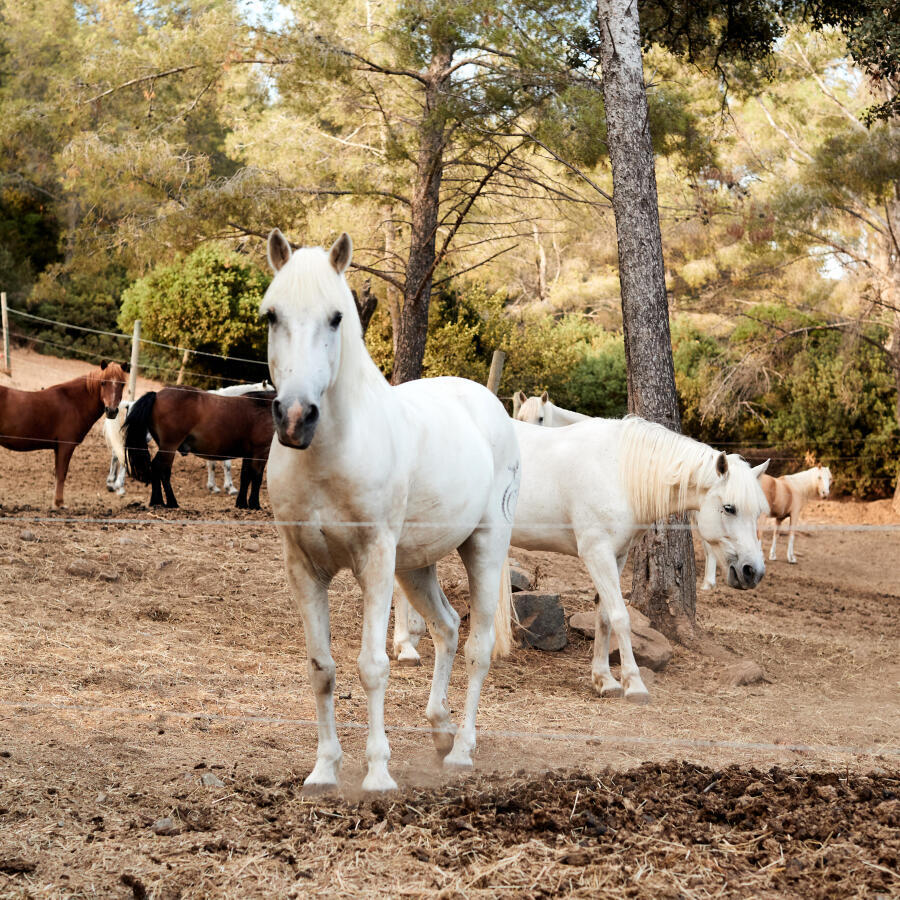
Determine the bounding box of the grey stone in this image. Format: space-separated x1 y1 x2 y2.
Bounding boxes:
721 659 768 687
509 566 535 593
200 772 225 788
513 593 567 652
98 570 120 583
65 560 95 578
151 817 177 835
19 530 36 542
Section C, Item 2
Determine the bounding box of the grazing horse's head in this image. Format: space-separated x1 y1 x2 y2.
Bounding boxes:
815 465 832 499
261 229 357 450
514 391 551 425
695 454 770 590
96 361 129 419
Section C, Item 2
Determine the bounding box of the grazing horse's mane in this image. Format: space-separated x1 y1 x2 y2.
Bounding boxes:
619 416 766 523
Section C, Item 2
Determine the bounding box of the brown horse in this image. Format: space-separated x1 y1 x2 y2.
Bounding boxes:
0 361 129 507
124 386 275 509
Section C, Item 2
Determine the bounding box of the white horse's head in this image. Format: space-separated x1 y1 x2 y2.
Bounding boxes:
514 391 551 425
815 465 832 498
261 229 357 449
695 454 770 590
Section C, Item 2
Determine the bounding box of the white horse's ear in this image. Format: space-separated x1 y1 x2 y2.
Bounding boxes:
540 390 549 404
751 459 770 479
512 391 525 416
329 232 353 274
715 452 728 477
267 229 292 272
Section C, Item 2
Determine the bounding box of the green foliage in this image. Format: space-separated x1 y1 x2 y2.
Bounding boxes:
118 244 270 384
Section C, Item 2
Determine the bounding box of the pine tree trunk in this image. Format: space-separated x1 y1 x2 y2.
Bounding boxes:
392 50 451 385
381 204 403 359
892 316 900 516
596 0 697 641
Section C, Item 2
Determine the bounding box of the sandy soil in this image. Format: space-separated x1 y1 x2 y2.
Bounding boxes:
0 350 898 897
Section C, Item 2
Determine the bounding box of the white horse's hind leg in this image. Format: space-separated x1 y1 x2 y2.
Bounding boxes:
580 537 649 703
282 543 342 791
701 539 717 590
392 588 426 666
113 459 126 496
395 567 460 757
445 532 508 769
223 460 239 495
356 540 398 792
106 454 118 491
787 520 797 564
206 461 220 493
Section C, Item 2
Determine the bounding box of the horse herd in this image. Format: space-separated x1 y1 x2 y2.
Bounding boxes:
0 231 834 793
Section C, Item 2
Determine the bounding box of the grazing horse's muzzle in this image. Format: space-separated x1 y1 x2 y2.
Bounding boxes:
727 561 764 590
104 406 119 419
273 397 320 449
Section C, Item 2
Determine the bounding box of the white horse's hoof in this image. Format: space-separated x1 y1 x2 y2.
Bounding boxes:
397 647 421 667
625 688 651 705
443 752 474 771
788 557 797 565
227 486 239 496
116 488 126 497
303 757 341 793
769 553 776 561
361 767 397 793
700 581 713 591
431 728 455 758
592 674 623 698
209 485 220 494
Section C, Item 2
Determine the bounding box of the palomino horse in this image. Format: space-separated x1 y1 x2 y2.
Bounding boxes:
0 361 129 507
263 230 519 793
396 416 769 703
700 465 831 587
124 386 275 509
512 390 590 425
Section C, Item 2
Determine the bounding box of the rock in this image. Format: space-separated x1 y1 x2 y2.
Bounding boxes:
567 608 672 672
509 566 534 593
98 570 120 583
721 659 768 687
65 560 95 578
513 593 567 652
244 541 260 553
19 530 36 542
638 666 657 686
200 772 225 788
151 817 177 835
156 559 173 570
118 537 135 546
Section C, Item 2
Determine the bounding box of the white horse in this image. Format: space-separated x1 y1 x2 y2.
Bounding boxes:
104 400 133 495
396 416 770 703
701 464 831 588
263 230 519 793
512 391 591 426
205 381 272 494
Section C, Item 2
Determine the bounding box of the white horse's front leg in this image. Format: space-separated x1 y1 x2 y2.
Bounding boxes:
223 460 238 495
106 454 118 491
448 535 507 769
282 542 341 791
787 520 798 564
113 460 126 496
701 539 717 590
357 541 398 792
580 537 649 703
396 567 460 757
392 586 426 666
768 519 779 561
206 461 220 493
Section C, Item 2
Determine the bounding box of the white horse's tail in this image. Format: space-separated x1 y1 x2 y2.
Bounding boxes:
492 558 514 659
103 406 127 466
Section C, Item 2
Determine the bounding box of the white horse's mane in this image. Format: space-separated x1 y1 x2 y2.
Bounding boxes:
517 396 543 421
619 417 767 523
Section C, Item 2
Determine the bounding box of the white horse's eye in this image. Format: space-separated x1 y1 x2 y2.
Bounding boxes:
723 504 736 516
329 311 343 330
538 417 544 424
265 308 277 326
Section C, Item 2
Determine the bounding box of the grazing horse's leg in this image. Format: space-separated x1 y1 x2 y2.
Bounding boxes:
283 540 341 791
153 452 178 508
223 460 238 495
395 567 460 756
392 588 427 666
206 461 220 493
247 462 264 510
445 532 505 769
235 461 250 509
701 539 717 590
768 518 779 561
355 537 398 792
53 443 76 508
579 535 649 703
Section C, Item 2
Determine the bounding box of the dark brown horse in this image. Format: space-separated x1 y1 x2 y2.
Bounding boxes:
0 361 130 507
124 386 275 509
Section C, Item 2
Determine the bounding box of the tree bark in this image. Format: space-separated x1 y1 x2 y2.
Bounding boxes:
392 49 452 385
596 0 698 641
381 204 403 358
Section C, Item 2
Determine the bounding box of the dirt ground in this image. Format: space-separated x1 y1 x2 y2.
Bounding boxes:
0 350 898 897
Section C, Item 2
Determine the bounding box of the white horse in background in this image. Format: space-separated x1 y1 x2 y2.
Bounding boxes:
396 416 770 703
512 390 591 426
205 381 272 494
263 230 519 793
701 464 831 588
104 400 133 495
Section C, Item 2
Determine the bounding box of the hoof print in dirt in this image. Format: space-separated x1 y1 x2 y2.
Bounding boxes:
513 593 567 651
568 607 672 672
721 659 769 687
509 565 535 593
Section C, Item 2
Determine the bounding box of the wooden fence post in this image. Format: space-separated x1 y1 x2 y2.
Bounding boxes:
1 292 10 376
486 349 505 395
128 319 141 400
